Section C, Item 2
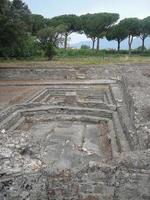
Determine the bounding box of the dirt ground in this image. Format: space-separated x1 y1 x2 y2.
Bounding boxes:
0 86 43 110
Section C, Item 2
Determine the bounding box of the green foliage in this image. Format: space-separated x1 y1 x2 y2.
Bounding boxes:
56 48 150 59
17 36 44 58
81 45 91 49
44 43 56 60
140 49 150 56
31 14 47 35
81 13 119 50
106 23 127 42
50 14 82 49
56 48 111 58
0 36 43 58
106 23 127 51
136 46 147 51
37 26 64 47
0 0 10 14
120 18 141 36
11 0 32 32
119 18 141 54
37 26 61 60
81 13 119 38
141 16 150 35
0 1 150 59
139 17 150 51
0 0 32 58
51 14 81 34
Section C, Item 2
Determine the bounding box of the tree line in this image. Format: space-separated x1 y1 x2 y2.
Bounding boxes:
1 0 150 59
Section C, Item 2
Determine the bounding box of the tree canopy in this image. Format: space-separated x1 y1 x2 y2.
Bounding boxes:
106 23 127 51
0 0 32 57
31 14 47 35
50 14 81 49
37 25 65 47
140 16 150 51
81 13 119 50
120 18 141 54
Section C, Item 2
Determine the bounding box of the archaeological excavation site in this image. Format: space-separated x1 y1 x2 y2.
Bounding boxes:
0 64 150 200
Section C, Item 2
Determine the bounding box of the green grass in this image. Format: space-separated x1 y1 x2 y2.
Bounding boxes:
0 49 150 67
53 55 150 65
56 48 150 57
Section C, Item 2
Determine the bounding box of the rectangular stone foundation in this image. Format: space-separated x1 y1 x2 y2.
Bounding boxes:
0 76 149 200
0 80 134 168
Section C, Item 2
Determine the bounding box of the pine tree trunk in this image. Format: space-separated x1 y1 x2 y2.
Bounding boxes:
92 40 95 50
128 35 133 55
142 38 145 52
96 38 100 51
129 43 131 55
117 40 120 52
64 33 68 50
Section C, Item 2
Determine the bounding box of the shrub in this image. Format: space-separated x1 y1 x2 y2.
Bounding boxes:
81 45 91 49
0 36 44 59
44 44 56 60
136 46 147 51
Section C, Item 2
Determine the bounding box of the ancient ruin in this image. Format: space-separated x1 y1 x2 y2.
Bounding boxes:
0 64 150 199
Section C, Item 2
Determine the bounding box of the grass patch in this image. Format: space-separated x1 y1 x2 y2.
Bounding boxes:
53 55 150 65
0 49 150 67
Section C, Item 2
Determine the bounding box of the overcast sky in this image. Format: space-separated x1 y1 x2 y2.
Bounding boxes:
22 0 150 43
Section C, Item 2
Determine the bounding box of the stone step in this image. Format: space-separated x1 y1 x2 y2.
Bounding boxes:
41 93 51 103
0 111 21 131
8 116 25 132
29 89 48 103
21 106 113 119
0 79 117 86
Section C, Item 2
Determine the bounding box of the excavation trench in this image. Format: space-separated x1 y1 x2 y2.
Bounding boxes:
0 79 143 200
